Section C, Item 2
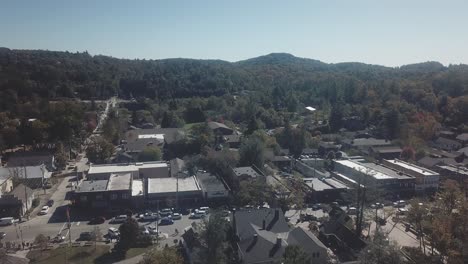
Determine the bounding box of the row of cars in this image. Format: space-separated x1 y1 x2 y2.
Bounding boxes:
109 207 211 225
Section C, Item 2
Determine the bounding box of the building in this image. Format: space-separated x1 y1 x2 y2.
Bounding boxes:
0 184 35 219
196 172 229 201
333 159 415 198
232 208 329 264
341 138 392 151
1 165 51 189
456 133 468 146
318 142 341 157
223 134 241 148
74 172 133 209
0 169 14 196
207 121 234 135
7 152 56 171
436 164 468 183
232 166 262 181
369 146 402 160
303 177 350 203
122 138 164 160
432 137 462 151
146 176 202 207
382 159 440 193
125 128 185 145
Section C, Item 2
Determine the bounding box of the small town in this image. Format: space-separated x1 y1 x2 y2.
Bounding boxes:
1 2 468 264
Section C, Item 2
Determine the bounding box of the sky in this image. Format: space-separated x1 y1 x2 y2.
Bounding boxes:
1 0 468 67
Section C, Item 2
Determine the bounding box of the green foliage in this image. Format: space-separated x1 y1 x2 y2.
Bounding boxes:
358 231 405 264
139 247 184 264
193 211 230 264
117 217 140 254
32 198 40 208
282 245 311 264
86 137 114 164
138 146 162 162
236 179 273 207
55 142 68 169
239 136 265 169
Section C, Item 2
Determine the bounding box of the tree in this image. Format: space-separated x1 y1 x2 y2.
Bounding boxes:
236 179 274 207
138 146 162 162
289 128 306 158
86 137 114 163
282 245 311 264
239 136 265 170
139 247 184 264
358 231 405 264
400 146 415 161
116 217 140 256
328 103 344 132
194 211 230 264
55 142 68 169
34 234 49 253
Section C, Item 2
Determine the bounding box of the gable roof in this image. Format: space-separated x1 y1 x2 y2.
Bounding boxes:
7 152 54 167
287 227 327 254
8 184 34 202
432 137 462 150
456 133 468 142
207 121 232 131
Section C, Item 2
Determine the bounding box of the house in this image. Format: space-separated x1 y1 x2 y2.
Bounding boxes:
341 138 391 150
456 133 468 146
320 208 366 259
196 171 229 201
303 177 350 203
223 134 241 148
432 137 462 151
232 166 262 181
318 142 341 157
232 208 329 264
1 165 51 189
7 152 56 171
123 138 164 160
207 121 234 135
369 146 402 160
0 184 35 219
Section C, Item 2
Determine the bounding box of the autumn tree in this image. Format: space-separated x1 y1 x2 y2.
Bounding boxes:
358 231 405 264
139 247 184 264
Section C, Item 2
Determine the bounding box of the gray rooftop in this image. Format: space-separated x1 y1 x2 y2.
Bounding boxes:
233 166 261 178
76 180 108 192
108 173 132 191
147 176 200 194
197 172 227 192
303 178 334 191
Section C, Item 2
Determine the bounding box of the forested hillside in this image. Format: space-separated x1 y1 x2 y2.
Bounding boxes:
1 48 468 151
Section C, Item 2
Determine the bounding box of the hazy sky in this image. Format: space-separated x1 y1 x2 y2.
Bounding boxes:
1 0 467 66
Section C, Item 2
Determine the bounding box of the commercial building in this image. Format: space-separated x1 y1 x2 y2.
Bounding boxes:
382 159 440 193
146 176 202 206
196 172 229 201
369 146 402 160
333 159 415 197
303 177 350 203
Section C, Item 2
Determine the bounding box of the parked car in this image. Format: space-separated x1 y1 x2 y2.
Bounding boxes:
347 207 357 215
0 217 15 226
397 208 409 215
199 207 210 214
159 208 173 217
52 235 65 243
190 209 206 219
311 204 321 211
0 232 5 239
141 213 159 222
38 206 50 215
393 200 406 208
171 213 181 220
89 216 106 225
139 226 150 235
108 227 120 238
79 232 93 241
47 200 54 207
111 215 128 224
159 217 174 225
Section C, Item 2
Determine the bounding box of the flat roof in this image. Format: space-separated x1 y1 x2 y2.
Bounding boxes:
323 178 350 189
148 176 200 194
107 173 132 191
138 134 165 140
88 162 168 174
438 165 468 176
362 162 414 180
233 167 261 178
386 159 438 176
336 160 394 180
197 172 226 192
303 178 333 191
132 179 143 196
76 180 108 192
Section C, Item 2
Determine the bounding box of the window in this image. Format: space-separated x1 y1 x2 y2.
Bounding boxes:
80 195 87 202
122 193 129 199
317 252 320 258
96 194 103 200
110 194 118 200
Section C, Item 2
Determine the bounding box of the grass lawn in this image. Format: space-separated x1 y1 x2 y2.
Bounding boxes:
28 245 111 264
27 244 153 264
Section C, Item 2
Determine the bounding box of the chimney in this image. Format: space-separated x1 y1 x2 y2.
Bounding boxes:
253 234 258 242
262 219 266 230
276 235 282 246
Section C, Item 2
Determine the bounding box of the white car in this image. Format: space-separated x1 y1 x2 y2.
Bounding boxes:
142 213 159 221
190 209 206 219
108 227 120 238
171 213 181 220
111 215 128 224
38 206 49 215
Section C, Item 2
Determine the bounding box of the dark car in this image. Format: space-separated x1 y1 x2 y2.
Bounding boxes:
79 232 93 241
159 217 174 225
88 216 106 225
47 200 54 207
0 232 5 239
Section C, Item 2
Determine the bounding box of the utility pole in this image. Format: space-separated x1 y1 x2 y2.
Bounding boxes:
175 172 179 213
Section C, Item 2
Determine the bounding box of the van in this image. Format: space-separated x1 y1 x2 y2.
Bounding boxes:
0 217 14 226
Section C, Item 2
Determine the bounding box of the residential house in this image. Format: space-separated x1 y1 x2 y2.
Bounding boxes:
456 133 468 146
432 137 462 151
207 121 234 135
303 177 350 203
232 208 329 264
0 169 14 196
223 134 242 148
0 184 35 219
369 146 402 160
7 152 56 171
2 165 51 189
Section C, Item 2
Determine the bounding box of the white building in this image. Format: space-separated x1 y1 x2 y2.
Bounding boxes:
382 159 439 193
